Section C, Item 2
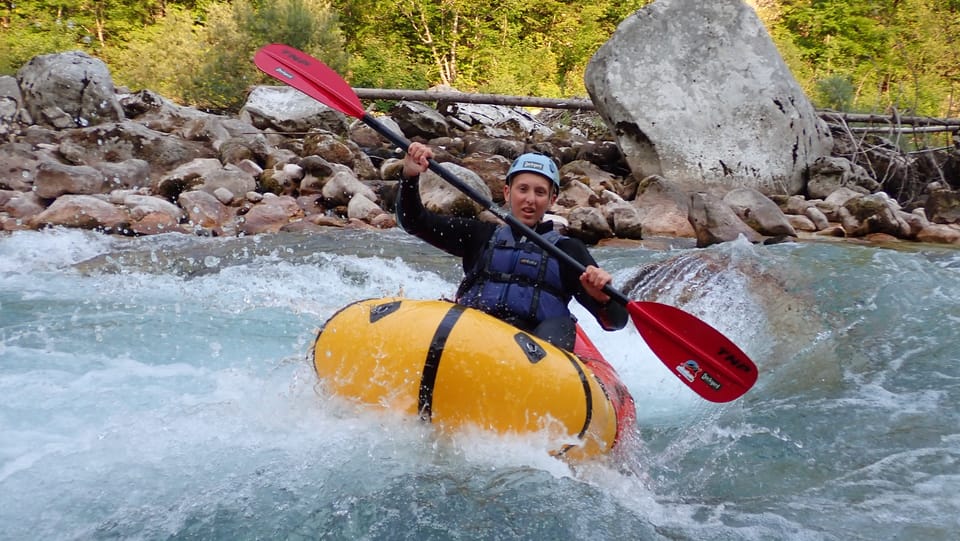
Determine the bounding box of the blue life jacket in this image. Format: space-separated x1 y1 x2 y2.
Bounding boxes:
457 225 571 329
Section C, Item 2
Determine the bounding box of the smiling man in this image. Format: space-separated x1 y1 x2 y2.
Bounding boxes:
397 142 627 350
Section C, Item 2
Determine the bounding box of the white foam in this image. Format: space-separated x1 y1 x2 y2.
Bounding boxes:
0 228 115 273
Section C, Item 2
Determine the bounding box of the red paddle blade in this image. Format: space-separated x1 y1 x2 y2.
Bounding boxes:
253 43 365 119
627 301 758 403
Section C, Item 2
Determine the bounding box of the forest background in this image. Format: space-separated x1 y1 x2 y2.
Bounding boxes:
1 0 959 121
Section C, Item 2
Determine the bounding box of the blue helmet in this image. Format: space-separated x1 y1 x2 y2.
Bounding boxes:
506 153 560 189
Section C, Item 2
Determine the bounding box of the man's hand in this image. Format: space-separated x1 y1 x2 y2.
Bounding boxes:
579 265 612 304
402 142 433 178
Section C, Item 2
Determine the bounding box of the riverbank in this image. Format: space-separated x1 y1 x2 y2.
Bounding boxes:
2 51 959 248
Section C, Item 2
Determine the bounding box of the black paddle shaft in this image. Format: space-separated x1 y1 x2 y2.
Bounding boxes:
362 113 631 307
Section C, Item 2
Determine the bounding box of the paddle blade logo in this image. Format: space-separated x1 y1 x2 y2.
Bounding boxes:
273 67 294 80
676 360 702 382
676 360 722 392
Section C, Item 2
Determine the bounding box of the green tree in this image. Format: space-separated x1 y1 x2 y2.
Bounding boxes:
105 5 204 101
332 0 649 96
183 0 349 111
0 1 92 73
774 0 960 116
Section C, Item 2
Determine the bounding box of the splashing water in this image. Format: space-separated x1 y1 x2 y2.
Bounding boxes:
1 228 958 540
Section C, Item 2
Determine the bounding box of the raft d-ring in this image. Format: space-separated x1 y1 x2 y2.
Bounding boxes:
513 333 547 364
370 300 402 323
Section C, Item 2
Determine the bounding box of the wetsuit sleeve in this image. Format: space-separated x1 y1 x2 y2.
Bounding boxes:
396 173 491 261
556 237 629 332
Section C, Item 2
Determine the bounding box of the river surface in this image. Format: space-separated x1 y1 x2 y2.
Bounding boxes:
1 228 958 540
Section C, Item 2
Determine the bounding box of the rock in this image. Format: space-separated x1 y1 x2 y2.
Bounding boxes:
823 187 864 215
0 142 43 191
605 200 645 239
566 206 614 244
804 206 830 230
463 137 526 158
179 190 230 231
632 175 695 238
839 193 911 237
561 159 623 195
0 189 44 219
155 158 223 200
0 75 30 137
723 187 797 237
29 194 129 230
322 169 378 207
584 0 831 195
239 85 349 134
916 223 960 245
786 213 817 232
689 192 763 247
98 159 151 191
556 180 600 210
16 51 124 129
370 212 398 229
347 193 385 222
260 164 303 196
120 89 253 153
807 156 880 199
213 187 235 205
34 161 106 199
198 166 258 202
461 153 511 204
118 193 184 223
445 103 554 139
899 208 929 238
924 189 960 224
239 194 303 235
390 100 450 139
303 130 379 180
783 194 812 215
57 120 217 178
419 162 490 217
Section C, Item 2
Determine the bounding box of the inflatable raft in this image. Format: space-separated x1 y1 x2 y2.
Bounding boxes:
312 297 636 459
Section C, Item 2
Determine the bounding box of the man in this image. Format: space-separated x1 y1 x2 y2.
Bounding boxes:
397 142 628 350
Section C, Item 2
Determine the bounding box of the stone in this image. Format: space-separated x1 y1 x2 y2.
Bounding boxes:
390 100 450 139
566 206 614 244
924 189 960 224
689 191 763 247
29 194 129 230
723 187 797 237
16 51 124 129
585 0 831 195
239 85 349 134
419 162 490 217
322 169 378 207
347 193 385 221
34 161 106 199
632 175 696 238
807 156 880 199
179 190 229 229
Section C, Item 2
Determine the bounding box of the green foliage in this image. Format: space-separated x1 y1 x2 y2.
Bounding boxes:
776 0 960 116
105 6 204 100
814 74 854 111
331 0 650 95
0 3 91 74
182 0 349 112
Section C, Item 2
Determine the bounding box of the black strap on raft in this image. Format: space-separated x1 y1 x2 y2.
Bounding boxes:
554 350 594 457
417 303 467 421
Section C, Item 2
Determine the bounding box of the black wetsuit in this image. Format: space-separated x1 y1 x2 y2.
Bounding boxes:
396 174 628 349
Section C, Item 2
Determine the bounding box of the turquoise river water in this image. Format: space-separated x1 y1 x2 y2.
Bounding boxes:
1 228 958 540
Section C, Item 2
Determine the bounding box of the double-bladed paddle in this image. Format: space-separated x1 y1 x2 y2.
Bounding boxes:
254 43 759 403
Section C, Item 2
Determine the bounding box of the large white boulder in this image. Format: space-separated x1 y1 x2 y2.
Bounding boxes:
585 0 832 195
